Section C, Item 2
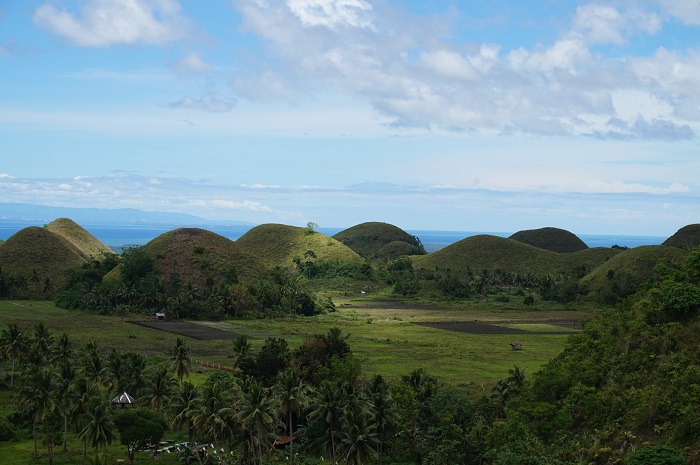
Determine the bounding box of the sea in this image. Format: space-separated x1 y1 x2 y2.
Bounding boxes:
0 221 667 254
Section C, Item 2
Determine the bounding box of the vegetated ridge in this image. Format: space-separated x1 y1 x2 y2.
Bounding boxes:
663 223 700 249
578 245 688 301
236 223 364 268
412 234 619 275
333 221 426 258
509 226 589 253
138 227 266 289
45 217 114 259
0 226 90 296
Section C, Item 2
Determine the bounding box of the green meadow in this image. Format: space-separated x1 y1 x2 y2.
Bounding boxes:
0 297 587 391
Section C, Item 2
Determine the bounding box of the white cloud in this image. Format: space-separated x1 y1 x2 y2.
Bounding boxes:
33 0 192 47
173 52 213 74
169 96 236 113
654 0 700 25
286 0 374 29
229 1 700 140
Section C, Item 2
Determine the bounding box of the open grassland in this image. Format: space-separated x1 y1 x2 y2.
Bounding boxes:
0 298 593 391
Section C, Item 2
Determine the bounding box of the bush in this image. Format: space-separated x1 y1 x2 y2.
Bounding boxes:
626 445 685 465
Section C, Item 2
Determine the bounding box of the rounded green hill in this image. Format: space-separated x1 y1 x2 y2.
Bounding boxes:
663 224 700 249
578 245 688 301
509 226 588 253
0 226 88 297
413 234 618 274
236 223 363 268
45 217 114 259
333 222 425 259
140 227 265 289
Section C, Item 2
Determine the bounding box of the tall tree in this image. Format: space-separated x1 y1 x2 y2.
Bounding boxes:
79 401 114 463
17 366 58 464
0 323 28 396
170 381 199 444
142 365 177 411
170 337 192 383
238 380 281 465
275 370 311 465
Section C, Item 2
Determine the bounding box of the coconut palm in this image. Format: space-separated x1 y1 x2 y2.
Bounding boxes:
16 366 58 464
79 401 114 463
275 369 311 465
171 381 199 443
170 337 192 383
238 380 282 465
305 380 346 464
191 381 233 445
56 361 77 452
338 410 378 465
142 365 177 411
52 332 75 365
367 375 399 456
0 323 28 396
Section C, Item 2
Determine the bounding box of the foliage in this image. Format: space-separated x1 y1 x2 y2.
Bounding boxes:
626 445 686 465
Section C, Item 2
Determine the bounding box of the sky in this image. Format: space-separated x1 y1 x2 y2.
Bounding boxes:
1 0 700 236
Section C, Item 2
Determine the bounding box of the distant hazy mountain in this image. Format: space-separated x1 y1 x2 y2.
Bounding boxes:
0 203 254 227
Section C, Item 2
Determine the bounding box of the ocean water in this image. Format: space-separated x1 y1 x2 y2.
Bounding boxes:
0 222 666 253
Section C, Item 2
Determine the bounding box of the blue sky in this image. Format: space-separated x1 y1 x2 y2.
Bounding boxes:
1 0 700 236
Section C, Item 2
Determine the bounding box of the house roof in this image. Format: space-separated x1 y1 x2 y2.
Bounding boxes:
111 391 135 404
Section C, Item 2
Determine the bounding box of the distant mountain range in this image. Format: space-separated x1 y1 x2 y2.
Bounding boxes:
0 202 254 227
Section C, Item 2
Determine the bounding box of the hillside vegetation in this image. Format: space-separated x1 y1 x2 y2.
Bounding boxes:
237 223 364 267
140 227 265 288
45 217 114 259
579 245 688 303
0 226 90 297
663 223 700 249
412 234 618 275
333 221 426 259
509 226 589 252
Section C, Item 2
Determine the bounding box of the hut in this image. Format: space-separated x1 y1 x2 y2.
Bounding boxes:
111 391 135 408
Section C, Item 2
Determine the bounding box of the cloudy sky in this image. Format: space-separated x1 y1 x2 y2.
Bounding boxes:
2 0 699 236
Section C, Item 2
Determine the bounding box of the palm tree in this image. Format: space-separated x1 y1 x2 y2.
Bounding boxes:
0 323 28 396
17 366 58 464
338 411 378 465
56 361 77 452
125 352 147 396
507 365 526 390
367 375 399 457
238 380 281 465
79 401 114 463
171 381 199 444
170 337 192 383
142 365 177 411
232 334 252 368
306 380 346 464
275 370 311 465
52 332 75 365
191 381 233 445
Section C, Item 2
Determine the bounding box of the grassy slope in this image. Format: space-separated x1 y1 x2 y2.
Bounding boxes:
333 221 425 258
0 227 87 294
236 223 363 268
663 223 700 249
143 227 266 287
509 226 589 253
45 217 114 259
579 245 688 293
413 234 620 274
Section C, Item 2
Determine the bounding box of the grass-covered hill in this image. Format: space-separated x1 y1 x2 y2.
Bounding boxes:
0 226 88 296
412 234 619 275
578 245 688 301
663 223 700 249
509 226 589 253
137 227 265 288
45 217 114 259
333 221 426 259
236 223 363 268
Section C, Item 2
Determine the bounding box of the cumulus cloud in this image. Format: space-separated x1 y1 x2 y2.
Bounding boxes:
33 0 192 47
229 1 700 140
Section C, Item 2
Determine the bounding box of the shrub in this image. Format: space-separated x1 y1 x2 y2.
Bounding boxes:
626 445 685 465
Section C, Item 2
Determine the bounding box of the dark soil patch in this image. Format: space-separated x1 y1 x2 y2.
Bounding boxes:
413 320 582 335
131 321 238 341
344 299 447 311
